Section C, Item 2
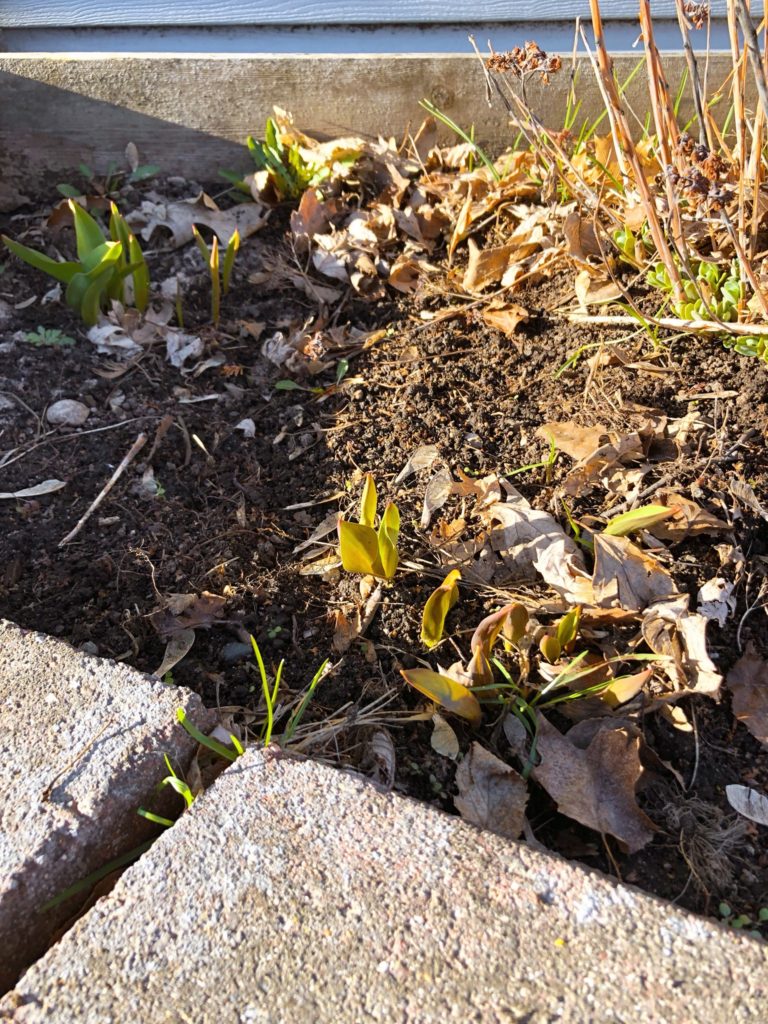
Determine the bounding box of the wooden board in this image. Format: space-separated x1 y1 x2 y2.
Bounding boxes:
0 0 728 29
0 52 742 207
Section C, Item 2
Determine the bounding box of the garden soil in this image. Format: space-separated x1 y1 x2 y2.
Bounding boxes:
1 192 767 930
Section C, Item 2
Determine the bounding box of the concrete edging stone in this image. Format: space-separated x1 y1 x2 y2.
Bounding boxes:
0 618 215 991
3 744 767 1022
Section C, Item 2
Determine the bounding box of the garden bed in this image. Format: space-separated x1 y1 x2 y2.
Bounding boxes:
2 55 768 934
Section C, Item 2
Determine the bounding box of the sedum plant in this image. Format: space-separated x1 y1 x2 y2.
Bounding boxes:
338 474 400 579
2 200 149 326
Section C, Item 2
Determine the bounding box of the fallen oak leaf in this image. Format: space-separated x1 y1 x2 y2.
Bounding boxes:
127 194 268 248
454 742 528 840
484 495 593 604
726 646 768 747
531 714 657 853
462 238 515 292
481 301 529 337
592 534 677 611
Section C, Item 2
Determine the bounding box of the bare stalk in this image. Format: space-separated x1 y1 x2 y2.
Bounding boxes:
675 0 711 146
589 0 684 300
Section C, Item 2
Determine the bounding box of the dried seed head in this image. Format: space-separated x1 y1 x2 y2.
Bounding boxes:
683 2 710 30
486 41 562 83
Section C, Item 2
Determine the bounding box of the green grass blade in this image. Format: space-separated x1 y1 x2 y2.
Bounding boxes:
40 840 155 912
176 707 239 761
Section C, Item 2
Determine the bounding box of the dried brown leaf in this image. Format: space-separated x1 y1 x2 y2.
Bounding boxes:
563 211 604 261
484 494 593 603
532 716 657 853
127 194 267 248
430 713 460 760
481 301 529 336
153 628 196 677
462 238 514 292
454 742 528 839
726 646 768 746
536 420 608 462
592 534 677 611
651 491 730 540
421 467 454 529
149 591 227 639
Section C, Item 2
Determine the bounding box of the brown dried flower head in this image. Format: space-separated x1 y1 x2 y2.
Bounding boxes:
683 2 710 30
486 41 562 84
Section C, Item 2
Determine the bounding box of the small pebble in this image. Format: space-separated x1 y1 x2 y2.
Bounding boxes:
46 399 90 426
220 641 252 665
79 641 99 655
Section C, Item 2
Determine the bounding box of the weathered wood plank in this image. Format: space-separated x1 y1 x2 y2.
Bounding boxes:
0 53 741 207
0 0 728 29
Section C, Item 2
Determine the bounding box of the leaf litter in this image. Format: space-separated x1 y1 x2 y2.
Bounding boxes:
2 98 768 931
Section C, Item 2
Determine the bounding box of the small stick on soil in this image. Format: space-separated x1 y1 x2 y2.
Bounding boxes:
58 432 147 548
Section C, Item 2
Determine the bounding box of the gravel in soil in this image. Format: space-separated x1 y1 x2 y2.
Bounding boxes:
1 195 768 931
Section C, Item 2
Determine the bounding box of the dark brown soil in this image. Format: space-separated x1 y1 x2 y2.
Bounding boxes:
2 186 768 934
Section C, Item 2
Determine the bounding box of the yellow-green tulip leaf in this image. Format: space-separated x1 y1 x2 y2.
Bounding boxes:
338 519 384 576
421 569 461 648
556 605 581 649
502 603 529 647
539 634 562 664
360 473 377 528
69 198 107 261
400 668 482 727
603 504 676 537
377 501 400 578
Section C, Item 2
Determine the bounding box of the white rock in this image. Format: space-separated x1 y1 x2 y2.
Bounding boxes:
46 399 90 426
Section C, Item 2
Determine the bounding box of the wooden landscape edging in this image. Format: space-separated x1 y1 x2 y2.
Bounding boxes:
0 53 745 207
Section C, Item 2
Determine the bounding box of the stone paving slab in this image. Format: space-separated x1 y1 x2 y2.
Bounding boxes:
0 619 214 990
3 746 766 1023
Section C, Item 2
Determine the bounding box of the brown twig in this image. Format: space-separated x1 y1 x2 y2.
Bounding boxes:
58 432 147 547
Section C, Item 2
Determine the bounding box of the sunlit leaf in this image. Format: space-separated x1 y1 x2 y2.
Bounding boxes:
401 668 482 727
421 569 461 648
338 519 383 576
69 198 107 260
600 668 653 707
2 235 80 284
539 634 562 664
377 501 400 578
603 504 677 537
502 603 529 647
556 605 581 649
468 603 524 685
360 473 377 528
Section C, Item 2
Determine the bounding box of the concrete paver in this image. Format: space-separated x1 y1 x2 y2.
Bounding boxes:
3 745 766 1023
0 619 214 990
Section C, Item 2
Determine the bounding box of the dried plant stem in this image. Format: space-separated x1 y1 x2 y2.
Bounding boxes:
675 0 711 147
639 0 679 170
566 312 768 336
727 0 748 249
735 0 768 122
58 432 147 547
639 0 689 272
589 0 684 301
